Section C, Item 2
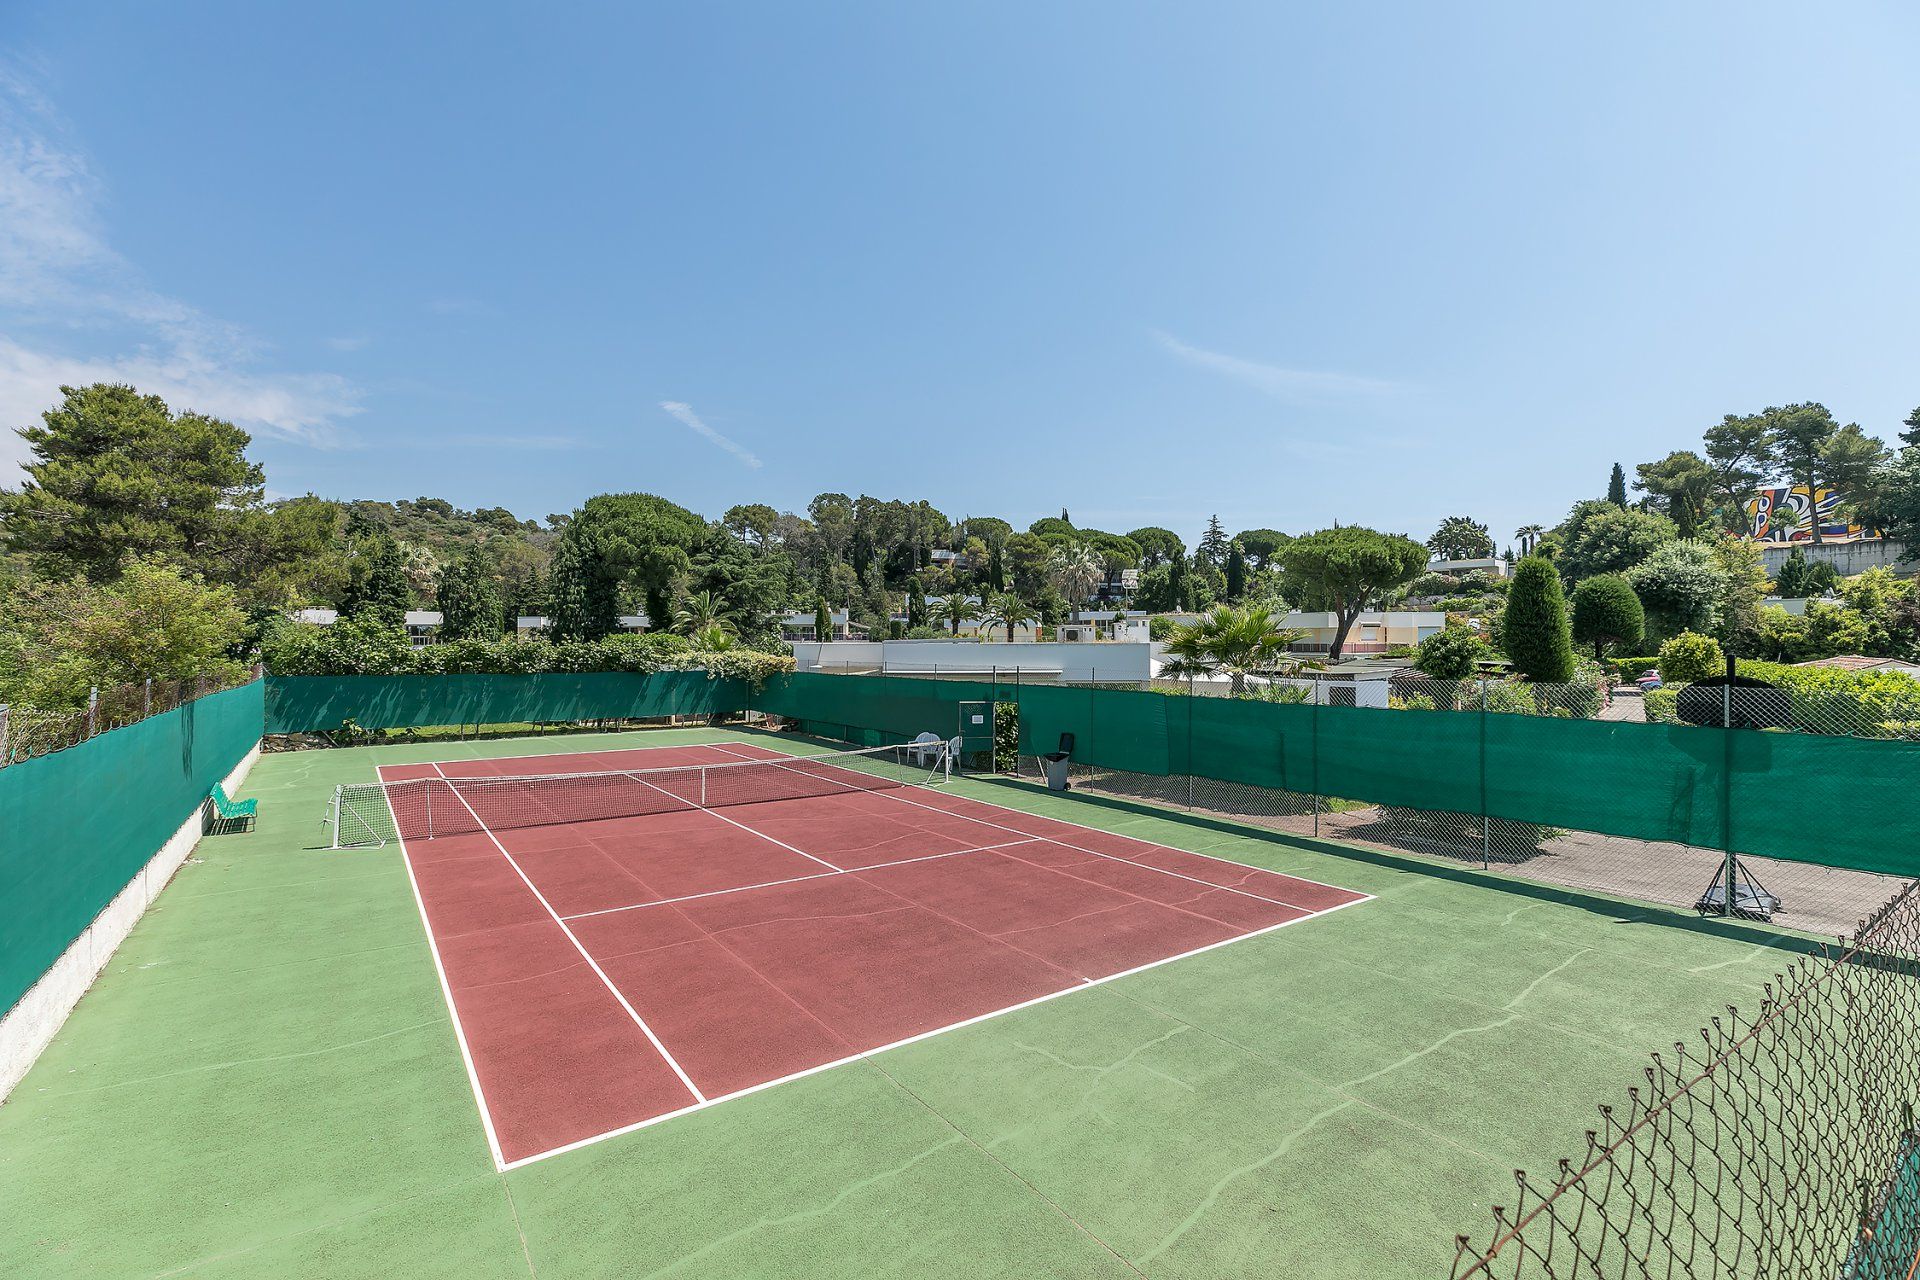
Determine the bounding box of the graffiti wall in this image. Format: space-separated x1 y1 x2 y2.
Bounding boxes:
1744 486 1865 542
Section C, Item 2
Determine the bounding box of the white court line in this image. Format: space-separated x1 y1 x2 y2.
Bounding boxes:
500 891 1371 1171
621 771 846 874
427 764 708 1109
705 743 1365 914
560 838 1042 922
377 767 508 1172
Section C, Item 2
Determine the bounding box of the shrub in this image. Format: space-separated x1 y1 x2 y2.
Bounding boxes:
1644 688 1680 722
263 626 792 686
1148 616 1180 641
1657 631 1724 684
1414 624 1487 680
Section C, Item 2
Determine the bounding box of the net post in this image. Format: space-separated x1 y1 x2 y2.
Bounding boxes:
327 785 339 850
426 779 435 841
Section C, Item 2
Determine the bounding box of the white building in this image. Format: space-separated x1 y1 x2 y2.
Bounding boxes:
789 639 1153 683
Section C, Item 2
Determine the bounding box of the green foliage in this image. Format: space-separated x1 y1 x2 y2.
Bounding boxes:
1196 515 1229 566
1223 541 1247 601
564 492 707 630
1426 515 1494 561
339 532 412 627
1147 615 1180 641
1726 658 1920 737
1027 517 1074 539
1633 451 1714 538
814 597 834 640
1569 574 1644 660
1501 556 1576 682
1413 624 1489 679
1643 687 1680 722
0 560 249 710
1625 540 1721 644
1606 462 1628 506
1126 526 1185 568
263 625 792 685
436 546 504 640
1157 605 1306 694
1772 546 1837 598
0 384 265 580
1557 500 1677 582
1276 526 1428 660
1657 631 1724 683
1232 528 1288 569
992 700 1020 771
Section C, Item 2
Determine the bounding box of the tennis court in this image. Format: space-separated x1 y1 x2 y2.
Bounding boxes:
364 740 1368 1167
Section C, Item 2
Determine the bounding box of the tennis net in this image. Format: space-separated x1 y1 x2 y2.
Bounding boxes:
327 740 950 848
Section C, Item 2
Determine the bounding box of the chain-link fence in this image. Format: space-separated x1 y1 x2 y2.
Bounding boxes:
1446 876 1920 1279
0 668 262 767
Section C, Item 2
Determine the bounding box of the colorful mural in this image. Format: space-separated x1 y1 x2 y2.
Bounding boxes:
1744 485 1865 542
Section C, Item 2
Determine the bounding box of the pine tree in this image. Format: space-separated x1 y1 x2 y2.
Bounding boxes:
1902 406 1920 449
1503 556 1576 681
1224 540 1247 601
1197 515 1229 566
1607 463 1628 507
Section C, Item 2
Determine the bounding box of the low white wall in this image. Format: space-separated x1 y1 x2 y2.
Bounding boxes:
877 640 1153 682
0 743 261 1102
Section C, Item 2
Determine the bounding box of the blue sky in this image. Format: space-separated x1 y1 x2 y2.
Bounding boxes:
2 3 1916 550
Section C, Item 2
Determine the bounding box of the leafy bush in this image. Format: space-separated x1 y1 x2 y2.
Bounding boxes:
1148 615 1180 641
1414 624 1488 679
1657 631 1724 684
1643 688 1680 722
263 625 792 686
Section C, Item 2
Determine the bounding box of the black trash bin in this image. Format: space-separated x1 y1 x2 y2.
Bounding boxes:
1042 733 1074 791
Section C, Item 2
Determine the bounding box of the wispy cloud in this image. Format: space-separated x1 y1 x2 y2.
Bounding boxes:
426 297 502 319
324 335 370 352
0 63 360 472
1152 331 1403 402
659 400 761 469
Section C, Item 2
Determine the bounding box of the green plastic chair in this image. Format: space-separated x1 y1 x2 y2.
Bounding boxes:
207 783 258 834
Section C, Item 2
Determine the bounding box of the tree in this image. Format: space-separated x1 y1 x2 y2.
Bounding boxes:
1046 543 1105 621
1027 516 1074 539
1569 574 1644 661
1 383 266 580
1196 515 1229 566
1606 463 1628 507
0 559 248 710
1224 541 1248 601
1625 540 1721 645
1233 529 1289 570
1413 624 1490 680
982 593 1034 642
1634 452 1715 539
671 589 733 637
1903 407 1920 450
1427 515 1494 561
1773 546 1816 598
1765 403 1845 543
1127 526 1186 568
928 594 971 635
1704 412 1778 532
1708 536 1769 656
1514 523 1545 554
567 493 707 625
814 597 834 641
339 533 411 628
1502 556 1576 682
546 535 619 640
905 578 928 631
985 540 1007 593
1156 605 1304 695
721 503 779 546
436 547 504 641
1558 500 1677 583
1819 423 1889 514
1863 447 1920 547
1275 527 1428 661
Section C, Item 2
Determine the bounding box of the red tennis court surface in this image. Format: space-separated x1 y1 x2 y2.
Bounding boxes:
379 740 1370 1169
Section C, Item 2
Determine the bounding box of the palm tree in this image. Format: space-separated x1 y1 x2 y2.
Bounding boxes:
1047 543 1104 623
1157 605 1305 695
1514 524 1545 557
672 589 734 638
982 593 1035 642
927 594 972 636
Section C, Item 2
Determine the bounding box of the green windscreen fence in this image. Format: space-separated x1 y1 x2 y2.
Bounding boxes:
264 672 746 734
1 680 265 1016
759 673 1920 880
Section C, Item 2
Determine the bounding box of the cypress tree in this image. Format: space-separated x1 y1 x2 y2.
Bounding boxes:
814 596 833 641
1503 556 1576 681
437 546 504 640
986 541 1007 593
342 532 411 629
1224 540 1247 601
1607 463 1628 507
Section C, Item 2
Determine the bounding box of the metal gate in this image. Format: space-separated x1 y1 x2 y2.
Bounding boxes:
955 700 996 774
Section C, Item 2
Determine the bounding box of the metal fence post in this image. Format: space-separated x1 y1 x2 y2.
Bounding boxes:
87 685 98 738
1721 682 1736 916
144 677 152 718
1480 677 1491 870
0 703 8 765
1187 673 1196 810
